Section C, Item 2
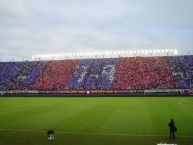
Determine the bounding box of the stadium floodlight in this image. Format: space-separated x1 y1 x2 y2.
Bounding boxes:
98 52 102 55
109 51 113 55
94 52 98 55
92 52 95 56
144 50 148 54
117 51 120 54
31 49 179 60
149 50 152 53
174 49 178 55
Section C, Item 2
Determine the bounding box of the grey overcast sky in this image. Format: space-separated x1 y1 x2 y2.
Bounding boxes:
0 0 193 60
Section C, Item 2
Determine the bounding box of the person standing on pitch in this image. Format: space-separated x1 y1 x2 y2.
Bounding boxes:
168 119 177 139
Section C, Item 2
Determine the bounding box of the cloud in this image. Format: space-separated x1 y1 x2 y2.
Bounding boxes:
0 0 28 18
0 0 193 60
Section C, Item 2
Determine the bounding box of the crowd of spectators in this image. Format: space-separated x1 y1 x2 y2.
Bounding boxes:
24 61 48 86
0 56 193 91
97 58 117 89
0 61 44 90
66 59 92 89
32 60 79 90
170 56 193 89
113 57 175 90
66 58 117 89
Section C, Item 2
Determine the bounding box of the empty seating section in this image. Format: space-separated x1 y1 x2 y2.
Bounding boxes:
0 56 193 91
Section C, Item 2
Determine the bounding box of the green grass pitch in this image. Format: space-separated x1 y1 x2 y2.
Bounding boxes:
0 97 193 145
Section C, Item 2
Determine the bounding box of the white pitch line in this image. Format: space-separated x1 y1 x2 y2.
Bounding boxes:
0 128 193 138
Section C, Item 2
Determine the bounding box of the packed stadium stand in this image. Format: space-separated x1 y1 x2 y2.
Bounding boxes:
0 55 193 94
113 57 174 90
66 58 117 90
32 60 79 90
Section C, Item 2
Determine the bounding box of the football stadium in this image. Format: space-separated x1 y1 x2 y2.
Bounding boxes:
1 0 193 145
0 50 193 145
